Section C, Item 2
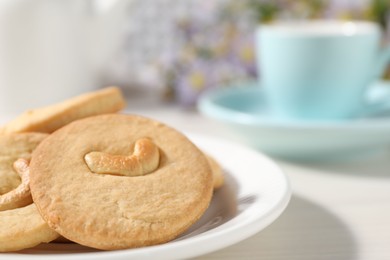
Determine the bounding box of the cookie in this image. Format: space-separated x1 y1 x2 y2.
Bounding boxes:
206 155 224 189
29 114 213 250
0 133 48 197
0 134 59 252
2 87 126 134
0 159 32 211
0 204 59 252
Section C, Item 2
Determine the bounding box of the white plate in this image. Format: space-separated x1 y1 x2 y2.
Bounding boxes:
198 81 390 160
1 133 291 260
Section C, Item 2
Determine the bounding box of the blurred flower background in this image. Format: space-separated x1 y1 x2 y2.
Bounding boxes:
105 0 390 106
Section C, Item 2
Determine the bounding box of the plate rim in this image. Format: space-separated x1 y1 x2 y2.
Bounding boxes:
2 133 291 260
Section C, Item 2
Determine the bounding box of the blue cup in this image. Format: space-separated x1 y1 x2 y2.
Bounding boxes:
256 20 390 120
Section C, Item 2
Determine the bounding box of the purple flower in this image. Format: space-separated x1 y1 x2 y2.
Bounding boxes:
174 60 216 106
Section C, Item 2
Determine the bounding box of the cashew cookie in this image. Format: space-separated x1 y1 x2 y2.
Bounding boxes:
0 133 48 196
206 155 224 189
0 135 59 252
29 114 214 250
0 203 59 252
2 87 126 134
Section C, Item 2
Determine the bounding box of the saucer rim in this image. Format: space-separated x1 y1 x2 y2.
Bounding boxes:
198 80 390 130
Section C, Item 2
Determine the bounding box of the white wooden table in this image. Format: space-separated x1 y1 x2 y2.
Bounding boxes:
125 97 390 260
1 95 389 260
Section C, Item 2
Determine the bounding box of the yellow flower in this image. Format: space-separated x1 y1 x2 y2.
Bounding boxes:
239 45 255 63
189 71 206 90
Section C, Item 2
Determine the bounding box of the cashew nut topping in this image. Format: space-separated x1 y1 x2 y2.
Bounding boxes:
0 159 32 211
84 138 160 176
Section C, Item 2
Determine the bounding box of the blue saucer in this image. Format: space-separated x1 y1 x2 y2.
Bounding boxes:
198 81 390 160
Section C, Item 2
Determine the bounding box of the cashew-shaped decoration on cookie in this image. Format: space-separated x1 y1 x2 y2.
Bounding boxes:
84 138 160 176
0 159 32 211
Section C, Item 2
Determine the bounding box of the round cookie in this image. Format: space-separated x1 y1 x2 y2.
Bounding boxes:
0 204 59 252
29 114 213 250
0 134 59 252
0 133 48 197
206 155 224 190
2 87 126 134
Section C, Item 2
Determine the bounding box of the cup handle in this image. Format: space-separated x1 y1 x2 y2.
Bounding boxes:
356 45 390 117
373 45 390 79
359 80 390 118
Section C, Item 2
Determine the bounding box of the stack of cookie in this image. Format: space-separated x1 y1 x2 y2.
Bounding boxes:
0 87 223 251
